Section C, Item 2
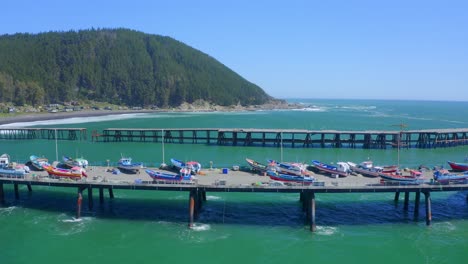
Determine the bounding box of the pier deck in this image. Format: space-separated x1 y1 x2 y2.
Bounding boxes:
1 167 467 231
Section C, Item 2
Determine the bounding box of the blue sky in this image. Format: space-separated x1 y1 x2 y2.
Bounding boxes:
1 0 467 101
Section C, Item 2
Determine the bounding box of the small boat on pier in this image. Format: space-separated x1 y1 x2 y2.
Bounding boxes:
268 160 308 176
43 165 87 179
62 156 88 168
245 158 269 173
170 158 201 174
433 169 468 184
378 171 424 185
28 155 49 171
266 170 315 185
447 161 468 172
117 157 145 174
312 160 349 177
145 168 196 183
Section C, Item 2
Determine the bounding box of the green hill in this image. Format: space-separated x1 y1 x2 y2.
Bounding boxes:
0 28 273 107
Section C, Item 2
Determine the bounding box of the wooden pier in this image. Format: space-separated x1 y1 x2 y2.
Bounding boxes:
92 128 468 149
0 128 87 140
1 177 467 231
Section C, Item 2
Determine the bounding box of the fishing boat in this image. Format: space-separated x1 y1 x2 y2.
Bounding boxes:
117 157 145 174
145 168 196 183
0 153 10 167
266 170 315 185
447 161 468 172
0 160 28 178
29 155 49 171
378 172 424 185
433 170 468 184
43 165 87 179
245 158 269 172
268 160 308 176
312 160 349 177
62 156 88 168
170 158 201 174
347 162 381 178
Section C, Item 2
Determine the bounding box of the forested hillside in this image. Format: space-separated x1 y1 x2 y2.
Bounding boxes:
0 28 273 107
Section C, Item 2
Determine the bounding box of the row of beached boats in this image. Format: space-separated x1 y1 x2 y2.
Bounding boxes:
245 158 468 186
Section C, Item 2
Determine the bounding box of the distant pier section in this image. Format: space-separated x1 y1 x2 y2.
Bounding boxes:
0 128 87 140
92 128 468 149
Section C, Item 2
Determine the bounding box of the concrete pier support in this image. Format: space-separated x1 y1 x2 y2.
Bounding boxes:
414 191 421 219
424 191 432 226
27 183 32 192
76 191 83 219
0 183 4 205
310 192 316 232
99 187 104 204
14 183 19 200
299 192 304 203
394 191 400 202
202 191 207 202
87 187 93 210
108 188 114 199
404 192 409 211
188 190 195 228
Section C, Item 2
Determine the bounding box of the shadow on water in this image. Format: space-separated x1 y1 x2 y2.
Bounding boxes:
1 185 467 227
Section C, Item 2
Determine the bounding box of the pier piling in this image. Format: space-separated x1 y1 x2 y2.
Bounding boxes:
76 192 83 219
424 191 432 226
14 183 19 200
188 190 195 228
108 188 114 199
27 183 32 192
88 187 93 210
310 192 316 232
394 191 400 202
0 183 4 205
414 191 421 220
404 192 409 211
99 187 104 204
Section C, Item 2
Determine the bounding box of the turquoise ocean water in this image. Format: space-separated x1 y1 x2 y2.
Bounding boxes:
1 99 467 263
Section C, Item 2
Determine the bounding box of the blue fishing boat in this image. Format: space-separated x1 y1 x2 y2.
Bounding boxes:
268 160 307 176
170 158 201 174
312 160 349 177
29 155 49 171
266 170 315 185
118 157 145 174
433 170 468 184
145 168 195 183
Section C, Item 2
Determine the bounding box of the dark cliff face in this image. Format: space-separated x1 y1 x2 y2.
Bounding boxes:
0 28 273 107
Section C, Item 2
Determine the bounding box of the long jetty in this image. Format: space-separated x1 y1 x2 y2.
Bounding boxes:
0 128 87 140
1 127 467 149
1 176 467 232
92 128 468 149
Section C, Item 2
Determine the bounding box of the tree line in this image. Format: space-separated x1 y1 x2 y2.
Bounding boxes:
0 28 273 107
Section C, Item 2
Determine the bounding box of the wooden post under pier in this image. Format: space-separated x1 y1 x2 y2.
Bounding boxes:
76 190 83 219
414 191 421 220
99 187 104 204
108 188 114 199
310 192 316 232
188 190 195 228
394 191 400 202
14 183 19 200
88 187 93 210
0 183 4 205
404 192 409 211
424 191 432 226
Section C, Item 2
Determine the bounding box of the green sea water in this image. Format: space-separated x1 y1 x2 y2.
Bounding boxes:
1 99 467 263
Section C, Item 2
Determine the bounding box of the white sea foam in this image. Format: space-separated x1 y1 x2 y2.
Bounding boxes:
0 206 17 216
315 226 338 236
206 195 222 200
190 223 211 231
61 217 83 223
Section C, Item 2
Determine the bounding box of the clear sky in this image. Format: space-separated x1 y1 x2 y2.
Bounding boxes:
1 0 467 101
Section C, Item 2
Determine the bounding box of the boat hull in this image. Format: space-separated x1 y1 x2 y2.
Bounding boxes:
245 158 268 172
312 160 348 177
266 170 314 185
447 161 468 172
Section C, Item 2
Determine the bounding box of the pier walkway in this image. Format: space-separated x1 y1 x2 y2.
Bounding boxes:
0 127 87 140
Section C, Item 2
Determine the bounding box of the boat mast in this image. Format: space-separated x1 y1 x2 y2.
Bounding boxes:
162 129 165 164
280 131 283 162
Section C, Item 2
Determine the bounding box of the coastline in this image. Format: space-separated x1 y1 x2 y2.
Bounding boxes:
0 101 303 126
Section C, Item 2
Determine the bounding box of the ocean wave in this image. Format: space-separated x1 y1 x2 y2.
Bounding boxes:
0 206 17 216
190 223 211 231
291 107 327 112
206 195 222 200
